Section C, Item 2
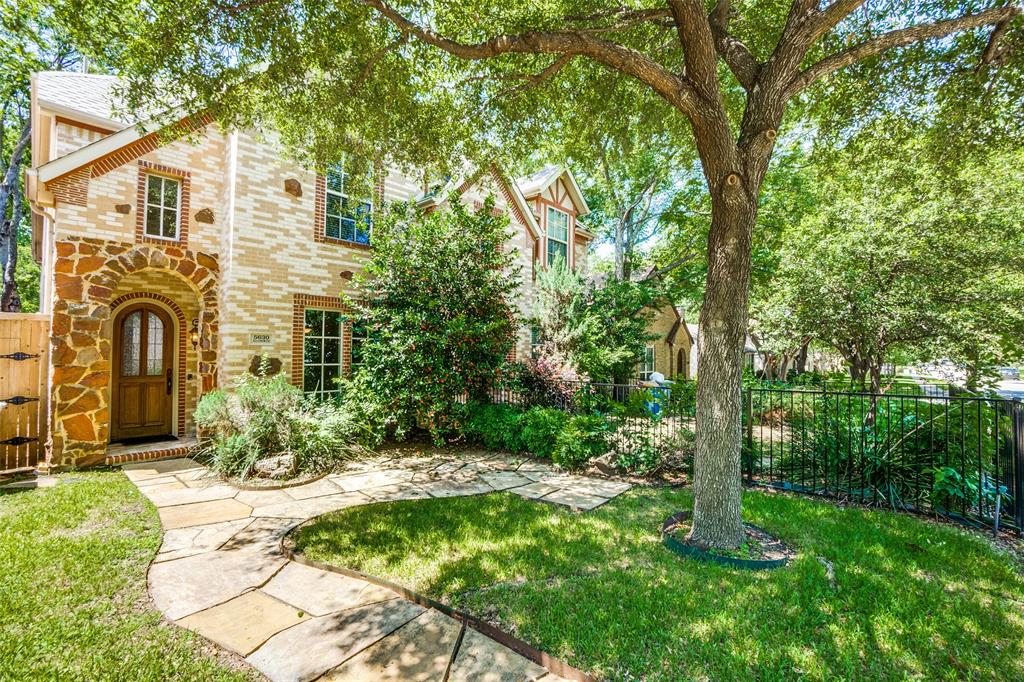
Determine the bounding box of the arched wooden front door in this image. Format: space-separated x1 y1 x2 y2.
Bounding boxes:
677 349 689 380
111 304 173 441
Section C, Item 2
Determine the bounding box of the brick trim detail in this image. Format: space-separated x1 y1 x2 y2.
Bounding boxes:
105 443 195 466
136 160 190 247
291 294 352 389
49 167 91 207
89 114 212 179
110 292 188 437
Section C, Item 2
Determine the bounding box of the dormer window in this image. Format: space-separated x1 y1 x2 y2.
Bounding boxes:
546 206 569 266
324 162 372 245
144 174 181 240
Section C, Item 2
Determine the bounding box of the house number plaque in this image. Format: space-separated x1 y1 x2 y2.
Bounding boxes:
250 333 272 345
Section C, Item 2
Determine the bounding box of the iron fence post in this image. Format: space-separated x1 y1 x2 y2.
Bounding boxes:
1014 400 1024 530
745 389 754 483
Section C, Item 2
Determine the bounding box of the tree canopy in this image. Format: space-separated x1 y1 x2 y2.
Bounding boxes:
55 0 1024 547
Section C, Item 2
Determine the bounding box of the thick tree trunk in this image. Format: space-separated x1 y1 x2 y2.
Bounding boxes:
795 340 808 374
613 218 626 281
689 190 757 550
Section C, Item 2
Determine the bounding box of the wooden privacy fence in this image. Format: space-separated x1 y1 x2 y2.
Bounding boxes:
0 313 49 474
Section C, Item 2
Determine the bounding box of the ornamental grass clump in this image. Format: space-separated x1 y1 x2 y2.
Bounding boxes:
194 363 371 480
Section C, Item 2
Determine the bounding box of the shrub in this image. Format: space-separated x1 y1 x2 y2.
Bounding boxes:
614 428 694 475
462 403 525 452
348 198 521 443
553 414 609 469
194 370 370 480
520 407 566 459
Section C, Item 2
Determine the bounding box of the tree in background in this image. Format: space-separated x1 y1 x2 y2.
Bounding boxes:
532 260 660 383
60 0 1024 547
347 196 520 443
1 1 78 311
758 128 1024 392
534 74 696 282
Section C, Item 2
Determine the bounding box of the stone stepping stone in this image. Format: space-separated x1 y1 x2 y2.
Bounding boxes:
249 492 370 520
283 478 344 500
159 498 254 530
133 474 185 488
510 482 561 501
178 590 309 656
156 518 254 562
480 471 534 491
577 479 632 499
122 458 203 482
320 608 462 681
145 483 239 508
448 627 548 682
218 517 302 556
262 562 395 616
150 550 286 620
419 479 495 498
539 489 609 511
329 469 413 493
246 599 424 682
361 484 432 503
235 488 295 508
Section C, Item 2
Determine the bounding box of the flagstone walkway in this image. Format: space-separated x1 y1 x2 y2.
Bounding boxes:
124 448 632 682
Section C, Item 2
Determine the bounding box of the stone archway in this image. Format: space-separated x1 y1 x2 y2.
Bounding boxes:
49 237 220 468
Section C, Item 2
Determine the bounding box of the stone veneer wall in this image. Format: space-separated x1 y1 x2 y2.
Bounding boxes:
49 237 219 468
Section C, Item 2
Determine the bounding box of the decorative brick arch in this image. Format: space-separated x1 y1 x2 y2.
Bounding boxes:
110 292 188 437
49 237 220 468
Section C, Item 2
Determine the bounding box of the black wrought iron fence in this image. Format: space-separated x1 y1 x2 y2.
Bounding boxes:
481 378 1022 531
486 379 697 469
744 388 1023 532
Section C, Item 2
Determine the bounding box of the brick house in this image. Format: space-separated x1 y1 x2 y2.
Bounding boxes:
23 71 595 469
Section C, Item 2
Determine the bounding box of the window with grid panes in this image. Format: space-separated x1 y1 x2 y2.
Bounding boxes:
546 206 569 266
144 174 180 240
325 161 372 244
303 309 345 398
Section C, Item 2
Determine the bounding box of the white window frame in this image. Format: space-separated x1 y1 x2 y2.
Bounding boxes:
638 345 656 381
303 308 346 399
546 206 570 267
143 174 181 241
325 160 373 245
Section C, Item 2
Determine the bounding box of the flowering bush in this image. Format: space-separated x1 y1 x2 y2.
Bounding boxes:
347 196 521 443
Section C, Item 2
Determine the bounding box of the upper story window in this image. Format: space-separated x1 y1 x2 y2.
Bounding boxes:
144 174 181 240
546 206 569 266
638 345 656 381
325 162 372 245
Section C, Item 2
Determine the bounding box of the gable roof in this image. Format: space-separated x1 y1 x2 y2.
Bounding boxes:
416 164 542 241
33 71 126 129
515 164 591 217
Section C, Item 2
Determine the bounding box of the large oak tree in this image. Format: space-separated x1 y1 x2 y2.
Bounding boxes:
62 0 1023 547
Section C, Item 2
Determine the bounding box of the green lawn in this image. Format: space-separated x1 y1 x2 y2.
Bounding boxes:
0 471 258 681
296 487 1024 681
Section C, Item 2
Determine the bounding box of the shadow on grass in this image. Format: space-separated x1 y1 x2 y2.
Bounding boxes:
296 487 1024 682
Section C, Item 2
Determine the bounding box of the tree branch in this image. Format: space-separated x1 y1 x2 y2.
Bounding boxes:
788 6 1023 95
489 54 577 100
708 0 762 89
980 17 1013 65
357 0 701 118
